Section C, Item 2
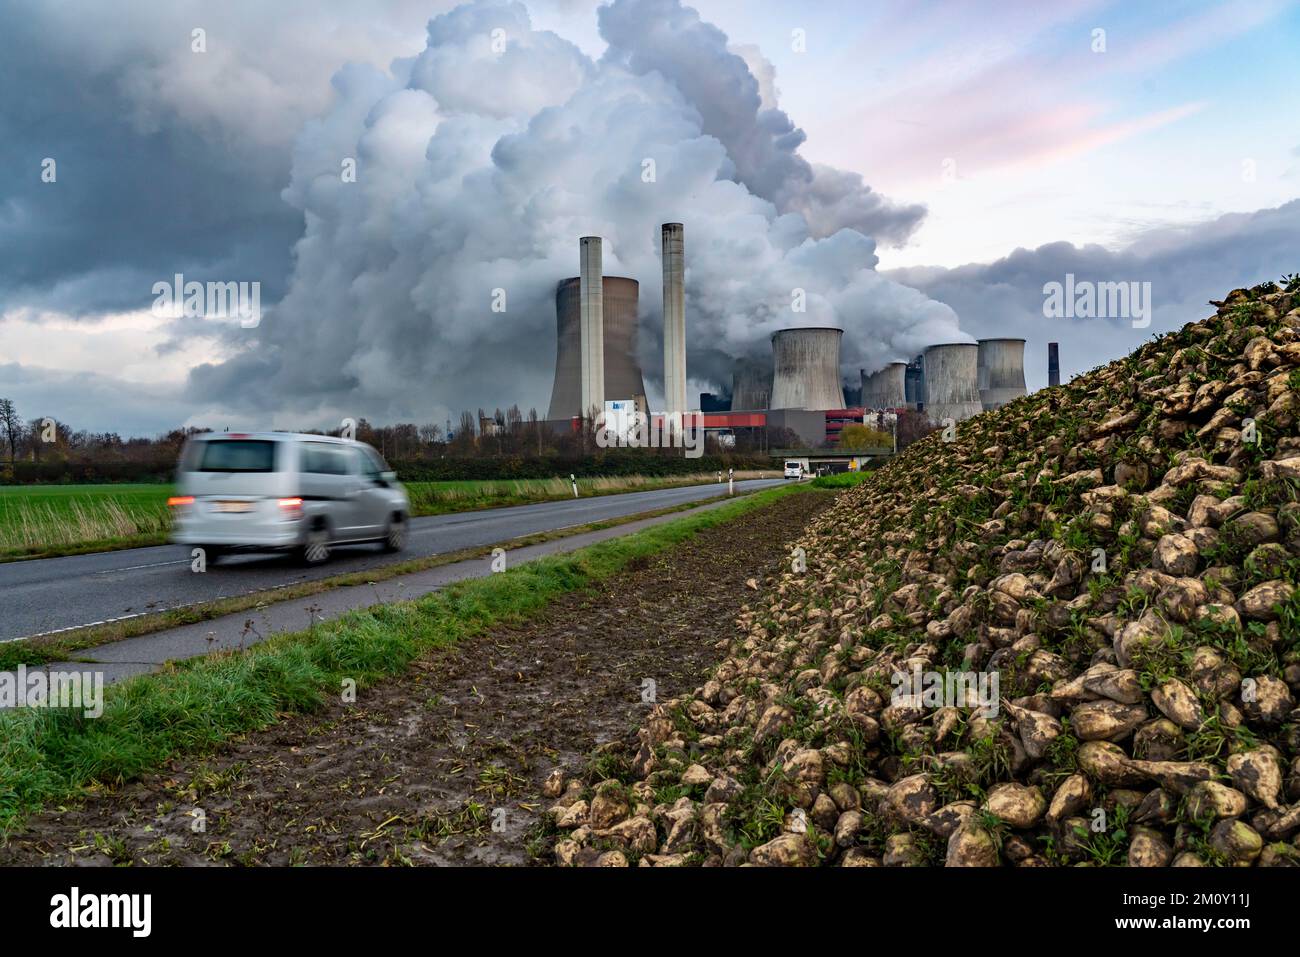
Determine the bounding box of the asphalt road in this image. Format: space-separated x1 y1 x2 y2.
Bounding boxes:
0 479 785 643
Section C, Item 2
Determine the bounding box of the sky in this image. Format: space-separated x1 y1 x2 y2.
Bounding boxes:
1 0 1297 436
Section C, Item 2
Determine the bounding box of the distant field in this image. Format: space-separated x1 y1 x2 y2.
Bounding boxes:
0 472 771 561
0 484 172 559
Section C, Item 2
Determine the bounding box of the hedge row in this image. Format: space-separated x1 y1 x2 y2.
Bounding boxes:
1 452 772 485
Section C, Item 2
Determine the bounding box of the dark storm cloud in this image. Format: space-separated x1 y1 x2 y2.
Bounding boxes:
0 4 302 318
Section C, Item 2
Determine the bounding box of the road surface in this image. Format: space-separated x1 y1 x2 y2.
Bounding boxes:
0 479 784 643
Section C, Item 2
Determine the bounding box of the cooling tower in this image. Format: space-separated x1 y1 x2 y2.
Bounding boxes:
860 369 878 407
661 223 687 416
546 276 645 421
579 237 604 417
863 362 907 408
922 343 981 423
731 357 772 411
1048 342 1060 387
770 327 845 411
976 338 1027 411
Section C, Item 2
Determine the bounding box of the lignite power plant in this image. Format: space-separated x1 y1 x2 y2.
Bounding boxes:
545 222 1039 448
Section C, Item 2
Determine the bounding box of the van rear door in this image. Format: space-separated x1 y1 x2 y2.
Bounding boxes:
177 437 290 523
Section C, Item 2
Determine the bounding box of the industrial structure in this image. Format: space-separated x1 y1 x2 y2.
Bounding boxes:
1048 342 1061 387
904 356 925 411
661 223 688 418
976 338 1027 411
546 275 645 422
541 221 1048 449
861 361 907 409
922 343 982 423
770 327 845 411
578 236 604 418
730 357 772 411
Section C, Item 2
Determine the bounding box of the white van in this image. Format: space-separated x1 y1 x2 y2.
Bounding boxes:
169 432 410 565
783 460 804 479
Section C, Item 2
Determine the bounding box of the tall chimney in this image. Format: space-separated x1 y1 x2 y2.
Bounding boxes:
1048 341 1060 388
661 223 687 416
579 236 604 418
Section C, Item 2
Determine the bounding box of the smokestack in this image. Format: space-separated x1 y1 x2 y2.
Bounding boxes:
661 223 687 415
731 357 772 411
976 338 1027 411
547 276 646 421
770 327 844 411
579 236 604 418
922 343 981 424
1048 342 1060 388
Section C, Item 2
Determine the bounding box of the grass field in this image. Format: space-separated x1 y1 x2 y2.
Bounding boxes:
0 472 771 561
0 482 812 832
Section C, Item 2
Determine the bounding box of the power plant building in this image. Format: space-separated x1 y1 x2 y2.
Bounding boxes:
661 223 688 417
546 275 646 422
976 338 1027 411
730 357 772 411
578 236 604 418
770 327 845 411
922 342 981 424
862 361 907 409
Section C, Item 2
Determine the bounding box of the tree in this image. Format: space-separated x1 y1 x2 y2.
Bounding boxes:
0 398 23 465
896 409 937 449
838 423 891 448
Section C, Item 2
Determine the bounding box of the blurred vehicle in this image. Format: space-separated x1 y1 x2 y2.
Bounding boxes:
783 460 804 479
169 432 409 565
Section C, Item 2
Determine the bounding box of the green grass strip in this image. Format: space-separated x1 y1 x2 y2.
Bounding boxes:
0 483 813 833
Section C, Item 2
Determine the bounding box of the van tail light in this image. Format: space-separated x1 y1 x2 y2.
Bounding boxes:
277 497 303 513
167 496 194 507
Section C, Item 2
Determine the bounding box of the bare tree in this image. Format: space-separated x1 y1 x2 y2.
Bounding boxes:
0 398 23 466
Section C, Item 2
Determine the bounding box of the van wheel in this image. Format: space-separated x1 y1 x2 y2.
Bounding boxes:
299 525 331 566
383 515 408 552
198 545 225 565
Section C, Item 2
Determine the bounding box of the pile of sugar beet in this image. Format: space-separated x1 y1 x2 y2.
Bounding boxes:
543 279 1300 866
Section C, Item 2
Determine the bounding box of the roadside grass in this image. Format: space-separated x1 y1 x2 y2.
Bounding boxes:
0 485 171 560
0 483 817 832
0 472 773 562
810 471 870 489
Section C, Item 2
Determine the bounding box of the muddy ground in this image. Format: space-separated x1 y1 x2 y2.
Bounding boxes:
0 490 829 866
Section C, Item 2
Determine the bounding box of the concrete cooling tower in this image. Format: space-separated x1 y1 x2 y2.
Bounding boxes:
730 357 772 411
862 362 907 408
546 276 646 421
922 343 981 423
977 338 1027 411
770 327 845 411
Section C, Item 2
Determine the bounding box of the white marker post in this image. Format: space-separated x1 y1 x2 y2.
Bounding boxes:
570 473 579 498
728 468 734 496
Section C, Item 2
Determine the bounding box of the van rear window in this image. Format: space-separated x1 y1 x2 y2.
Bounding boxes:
194 440 277 473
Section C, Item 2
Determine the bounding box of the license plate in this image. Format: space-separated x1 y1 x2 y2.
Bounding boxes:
213 500 253 513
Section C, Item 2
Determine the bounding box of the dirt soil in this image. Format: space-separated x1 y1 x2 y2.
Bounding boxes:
0 490 830 866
